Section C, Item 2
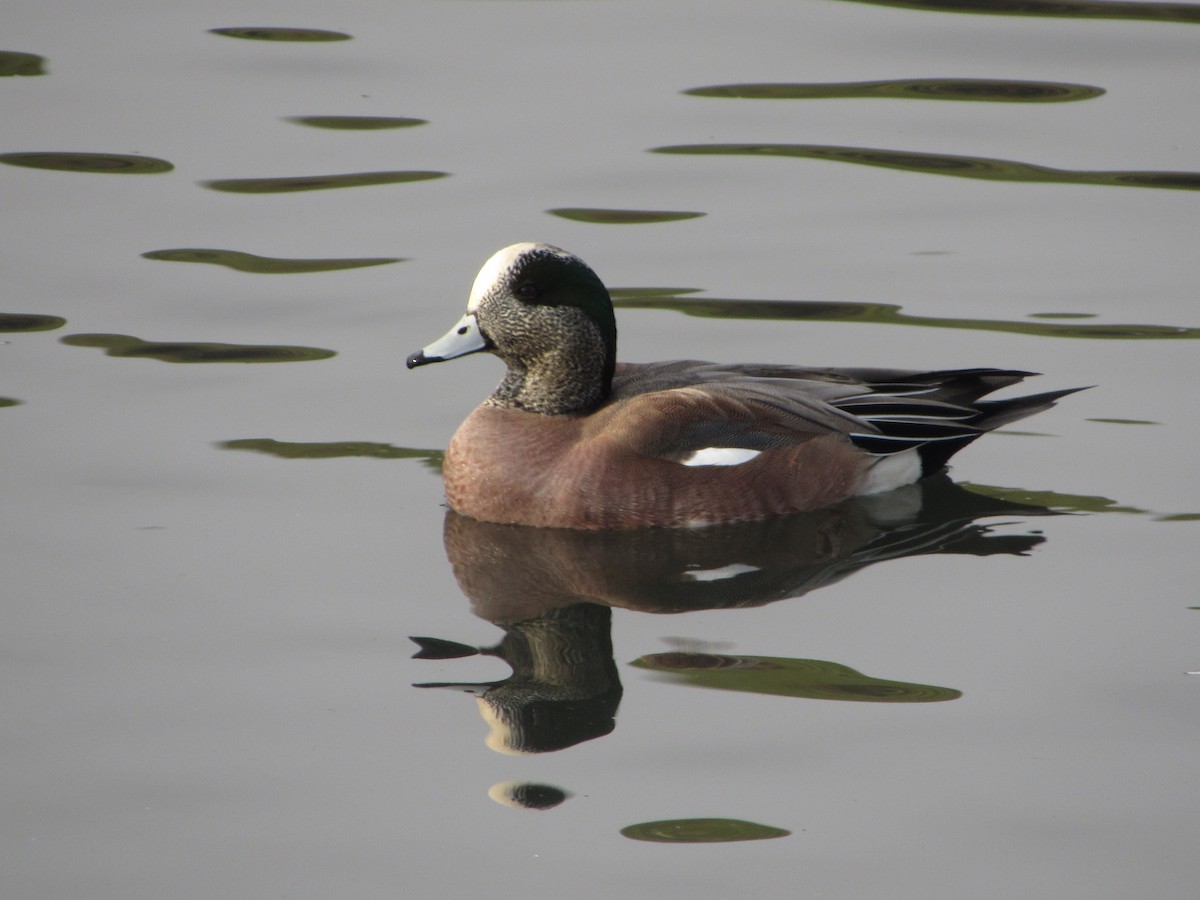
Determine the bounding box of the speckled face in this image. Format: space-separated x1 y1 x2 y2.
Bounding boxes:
408 244 596 369
464 242 618 371
409 243 619 413
466 243 615 339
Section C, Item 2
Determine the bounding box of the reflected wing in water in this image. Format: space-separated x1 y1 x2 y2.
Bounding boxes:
413 477 1052 753
442 475 1054 622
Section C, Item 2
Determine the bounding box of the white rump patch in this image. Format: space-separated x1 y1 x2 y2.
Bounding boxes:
860 448 922 495
680 447 762 467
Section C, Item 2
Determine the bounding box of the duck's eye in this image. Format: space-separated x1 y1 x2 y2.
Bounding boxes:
515 282 539 301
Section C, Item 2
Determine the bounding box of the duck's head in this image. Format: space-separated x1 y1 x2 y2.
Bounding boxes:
407 243 618 414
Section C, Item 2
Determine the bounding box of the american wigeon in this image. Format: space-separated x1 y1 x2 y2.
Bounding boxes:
407 243 1081 529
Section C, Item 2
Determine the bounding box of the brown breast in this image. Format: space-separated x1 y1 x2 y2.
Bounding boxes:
442 403 869 529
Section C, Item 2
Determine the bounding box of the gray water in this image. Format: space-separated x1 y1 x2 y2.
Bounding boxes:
4 2 1199 898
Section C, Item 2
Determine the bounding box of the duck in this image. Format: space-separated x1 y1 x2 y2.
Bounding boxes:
407 243 1081 529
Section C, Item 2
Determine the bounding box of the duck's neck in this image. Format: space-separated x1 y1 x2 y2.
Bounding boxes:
487 327 613 416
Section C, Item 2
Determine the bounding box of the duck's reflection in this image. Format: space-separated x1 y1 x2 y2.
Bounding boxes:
416 602 622 754
412 476 1054 755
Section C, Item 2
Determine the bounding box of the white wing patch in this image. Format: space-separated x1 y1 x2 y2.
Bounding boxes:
680 447 762 467
683 563 762 582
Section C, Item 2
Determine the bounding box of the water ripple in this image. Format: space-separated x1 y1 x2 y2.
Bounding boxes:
0 51 47 76
654 143 1200 191
208 27 353 42
286 115 427 130
142 248 403 274
1 313 67 333
835 0 1200 24
612 291 1200 340
202 170 447 193
686 78 1104 102
632 653 962 702
219 439 443 467
61 334 335 363
548 207 705 224
0 152 173 174
621 818 790 843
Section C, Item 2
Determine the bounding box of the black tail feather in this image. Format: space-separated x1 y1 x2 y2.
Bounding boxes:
841 372 1089 476
918 385 1089 475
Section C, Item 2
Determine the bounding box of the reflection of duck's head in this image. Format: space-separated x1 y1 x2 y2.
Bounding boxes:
407 242 1082 528
416 603 622 754
443 476 1054 623
475 686 618 755
487 780 570 810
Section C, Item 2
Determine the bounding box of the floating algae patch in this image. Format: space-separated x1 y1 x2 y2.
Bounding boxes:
631 653 961 702
612 292 1200 340
0 313 67 333
61 333 335 363
0 51 47 76
621 818 790 844
202 170 446 193
143 248 403 274
0 152 173 174
653 143 1200 192
685 78 1104 103
830 0 1200 26
218 439 444 469
548 207 705 224
286 115 427 130
208 27 352 41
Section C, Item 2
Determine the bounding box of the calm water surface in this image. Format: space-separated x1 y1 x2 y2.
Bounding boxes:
4 2 1198 898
